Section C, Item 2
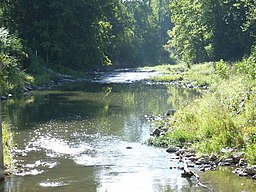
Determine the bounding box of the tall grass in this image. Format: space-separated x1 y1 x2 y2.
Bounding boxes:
2 121 13 167
148 61 256 165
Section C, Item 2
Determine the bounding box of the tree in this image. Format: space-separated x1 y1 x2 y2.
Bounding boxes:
166 0 253 64
0 28 32 95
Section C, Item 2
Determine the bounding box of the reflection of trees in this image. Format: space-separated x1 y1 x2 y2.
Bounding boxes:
166 86 201 110
3 83 201 141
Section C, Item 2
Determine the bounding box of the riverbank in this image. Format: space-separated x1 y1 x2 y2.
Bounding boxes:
142 61 256 180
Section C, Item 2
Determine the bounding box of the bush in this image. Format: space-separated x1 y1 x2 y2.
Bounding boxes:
215 59 230 79
2 121 13 167
235 47 256 79
0 28 33 94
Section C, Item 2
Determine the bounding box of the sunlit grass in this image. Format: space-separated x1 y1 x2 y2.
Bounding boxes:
147 61 256 165
2 121 13 167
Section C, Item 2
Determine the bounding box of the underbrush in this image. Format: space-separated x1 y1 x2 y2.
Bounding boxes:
147 60 256 165
2 121 13 168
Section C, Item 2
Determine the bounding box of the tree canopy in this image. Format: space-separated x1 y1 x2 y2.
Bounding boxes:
166 0 256 64
0 0 172 71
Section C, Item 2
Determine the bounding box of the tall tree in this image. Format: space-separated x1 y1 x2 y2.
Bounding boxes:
166 0 253 64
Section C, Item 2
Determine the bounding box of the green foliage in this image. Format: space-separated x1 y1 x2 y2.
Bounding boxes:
245 143 256 165
0 28 33 95
2 120 13 167
0 0 172 71
235 47 256 79
215 59 230 79
147 136 173 147
148 62 256 164
166 0 253 64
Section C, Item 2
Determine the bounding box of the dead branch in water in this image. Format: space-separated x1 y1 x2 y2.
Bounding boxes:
181 158 215 191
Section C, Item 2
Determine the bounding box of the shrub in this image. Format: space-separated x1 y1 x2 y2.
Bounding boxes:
215 59 230 79
235 47 256 79
0 28 33 94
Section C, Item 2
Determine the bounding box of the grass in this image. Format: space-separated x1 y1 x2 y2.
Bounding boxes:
141 62 217 87
145 61 256 165
2 121 13 168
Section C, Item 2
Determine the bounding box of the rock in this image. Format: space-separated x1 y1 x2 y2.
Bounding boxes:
60 79 76 83
0 96 7 100
252 175 256 180
199 167 205 172
210 153 217 161
150 128 161 137
244 167 255 176
166 146 179 153
126 146 132 149
251 165 256 175
25 85 33 91
223 158 234 166
238 172 248 177
232 168 241 174
175 149 185 156
220 147 234 154
232 152 244 163
204 164 212 171
224 162 231 166
187 162 195 168
196 157 210 165
188 156 198 162
238 158 246 167
166 109 176 116
184 152 195 158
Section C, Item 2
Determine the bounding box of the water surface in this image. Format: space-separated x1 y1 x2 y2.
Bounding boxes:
1 71 256 192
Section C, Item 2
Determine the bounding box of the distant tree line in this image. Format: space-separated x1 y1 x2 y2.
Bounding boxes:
0 0 172 72
1 0 256 94
165 0 256 64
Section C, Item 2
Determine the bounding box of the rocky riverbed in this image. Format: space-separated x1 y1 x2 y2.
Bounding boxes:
149 122 256 181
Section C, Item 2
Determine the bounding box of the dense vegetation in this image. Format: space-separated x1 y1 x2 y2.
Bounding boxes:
0 0 172 93
146 62 256 165
165 0 256 64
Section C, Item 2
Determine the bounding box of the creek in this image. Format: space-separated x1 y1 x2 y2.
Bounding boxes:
1 71 255 192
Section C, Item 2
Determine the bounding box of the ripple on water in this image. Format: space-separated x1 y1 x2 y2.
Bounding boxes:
39 181 69 187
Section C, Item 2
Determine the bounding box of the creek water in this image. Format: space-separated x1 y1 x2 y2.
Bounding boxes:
1 71 256 192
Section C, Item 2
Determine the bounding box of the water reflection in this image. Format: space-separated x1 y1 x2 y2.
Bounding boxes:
1 81 256 192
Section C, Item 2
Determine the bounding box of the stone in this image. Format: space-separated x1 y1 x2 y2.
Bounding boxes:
232 152 245 163
187 163 195 168
188 156 198 162
252 175 256 180
244 167 255 176
184 152 195 158
150 129 161 137
195 158 209 165
166 109 176 116
224 158 234 165
0 96 7 100
220 147 234 154
232 168 240 174
166 146 179 153
210 153 217 161
238 172 248 177
238 158 246 167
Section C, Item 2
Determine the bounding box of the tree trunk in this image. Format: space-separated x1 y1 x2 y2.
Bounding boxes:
0 100 5 180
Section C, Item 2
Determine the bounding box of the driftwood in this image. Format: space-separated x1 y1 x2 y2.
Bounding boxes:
182 158 215 191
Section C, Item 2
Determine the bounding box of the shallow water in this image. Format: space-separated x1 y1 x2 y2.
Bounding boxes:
1 71 256 192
